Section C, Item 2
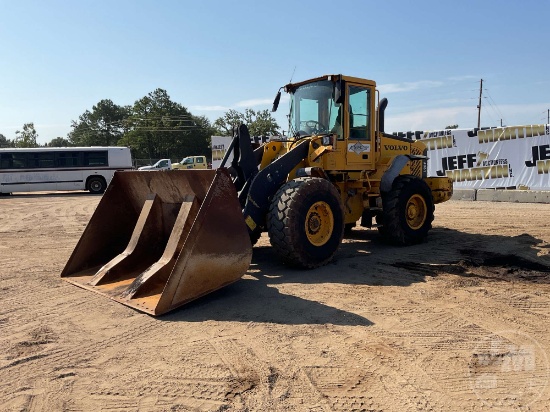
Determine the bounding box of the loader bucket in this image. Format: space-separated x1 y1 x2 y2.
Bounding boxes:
61 169 252 316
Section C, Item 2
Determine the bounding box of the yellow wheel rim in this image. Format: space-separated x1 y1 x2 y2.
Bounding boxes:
305 201 334 246
406 194 427 230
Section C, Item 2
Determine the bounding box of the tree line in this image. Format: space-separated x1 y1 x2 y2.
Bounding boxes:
0 88 280 160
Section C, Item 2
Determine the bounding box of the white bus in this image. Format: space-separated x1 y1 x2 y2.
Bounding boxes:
0 146 133 195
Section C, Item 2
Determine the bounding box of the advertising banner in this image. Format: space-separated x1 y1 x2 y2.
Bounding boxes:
211 136 229 169
213 125 550 190
211 135 272 169
415 124 550 190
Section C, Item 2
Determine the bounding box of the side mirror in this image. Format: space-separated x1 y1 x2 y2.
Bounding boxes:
272 91 281 112
334 79 344 104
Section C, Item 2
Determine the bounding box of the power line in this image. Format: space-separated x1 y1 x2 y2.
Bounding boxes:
483 97 504 126
483 88 507 126
481 99 499 127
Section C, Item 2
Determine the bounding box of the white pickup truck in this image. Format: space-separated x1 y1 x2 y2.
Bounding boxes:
138 159 172 171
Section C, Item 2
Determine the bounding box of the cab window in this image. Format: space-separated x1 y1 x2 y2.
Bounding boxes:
348 86 370 140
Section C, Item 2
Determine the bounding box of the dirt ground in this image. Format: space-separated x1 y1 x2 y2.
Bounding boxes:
1 192 550 412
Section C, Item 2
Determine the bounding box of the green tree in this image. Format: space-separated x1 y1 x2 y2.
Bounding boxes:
0 133 14 148
47 136 71 147
188 114 215 157
213 109 245 136
66 90 215 161
214 108 279 137
69 99 128 146
445 124 459 129
124 88 207 159
14 123 39 147
243 109 280 137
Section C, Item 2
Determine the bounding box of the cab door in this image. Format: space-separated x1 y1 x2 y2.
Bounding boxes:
195 156 206 169
345 83 375 170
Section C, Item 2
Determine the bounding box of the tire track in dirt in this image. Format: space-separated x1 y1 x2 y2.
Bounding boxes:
1 314 166 382
1 196 100 371
2 317 270 411
0 279 80 313
0 271 106 346
240 319 450 411
495 291 550 318
52 335 269 411
2 197 550 410
1 196 246 410
206 337 313 410
51 198 97 236
1 329 159 411
126 338 236 407
331 244 550 410
286 323 451 411
253 228 536 410
0 195 95 235
365 275 550 409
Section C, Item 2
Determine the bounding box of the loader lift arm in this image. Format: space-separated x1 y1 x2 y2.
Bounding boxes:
221 124 261 202
222 124 310 233
242 139 310 233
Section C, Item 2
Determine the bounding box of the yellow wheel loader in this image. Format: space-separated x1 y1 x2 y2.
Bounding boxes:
61 74 452 315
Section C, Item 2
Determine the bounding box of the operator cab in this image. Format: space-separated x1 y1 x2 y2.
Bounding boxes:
273 74 377 170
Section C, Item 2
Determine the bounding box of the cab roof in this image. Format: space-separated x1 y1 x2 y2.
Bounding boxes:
285 74 377 91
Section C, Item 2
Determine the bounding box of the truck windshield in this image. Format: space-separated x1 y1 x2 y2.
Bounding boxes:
182 158 193 164
289 80 341 138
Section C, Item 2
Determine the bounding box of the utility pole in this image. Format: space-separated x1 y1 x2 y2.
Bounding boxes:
477 79 483 129
547 109 549 124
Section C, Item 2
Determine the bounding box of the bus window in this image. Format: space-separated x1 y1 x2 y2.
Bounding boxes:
12 153 28 169
28 152 55 168
0 154 13 169
57 152 80 167
83 151 108 167
38 153 55 168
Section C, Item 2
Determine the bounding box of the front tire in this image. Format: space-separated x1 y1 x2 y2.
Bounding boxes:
267 177 344 268
380 175 434 245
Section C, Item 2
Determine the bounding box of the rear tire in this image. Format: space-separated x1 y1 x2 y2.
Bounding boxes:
267 177 344 268
380 175 434 245
87 176 107 194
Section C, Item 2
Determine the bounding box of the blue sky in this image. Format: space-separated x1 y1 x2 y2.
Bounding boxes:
1 0 549 144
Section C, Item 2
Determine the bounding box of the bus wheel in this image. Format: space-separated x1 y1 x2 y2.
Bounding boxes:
87 176 107 194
